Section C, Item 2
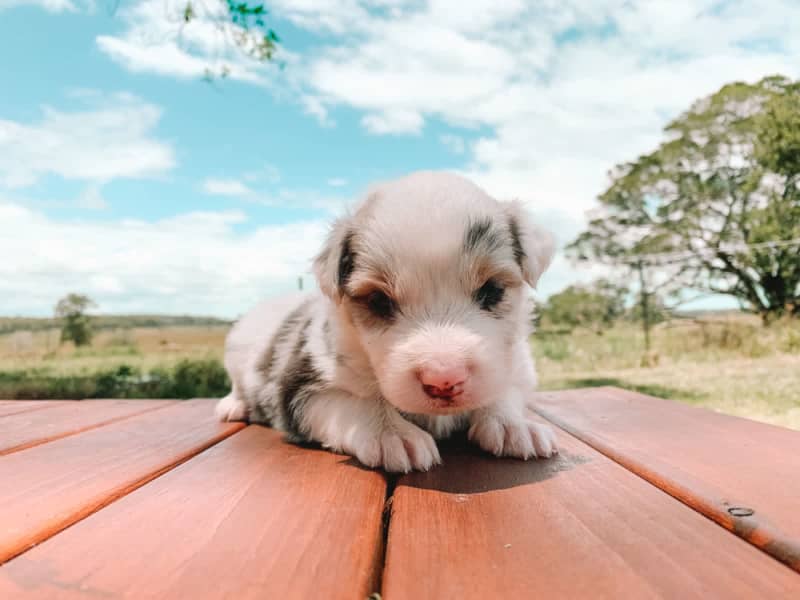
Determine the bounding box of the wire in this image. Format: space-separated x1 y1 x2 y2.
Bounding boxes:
617 237 800 266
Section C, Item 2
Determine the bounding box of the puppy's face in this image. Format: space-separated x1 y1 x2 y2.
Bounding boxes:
314 172 554 416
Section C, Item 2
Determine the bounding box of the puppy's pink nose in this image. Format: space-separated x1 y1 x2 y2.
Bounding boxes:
418 363 468 400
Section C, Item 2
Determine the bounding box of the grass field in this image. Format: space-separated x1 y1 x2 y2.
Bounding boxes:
1 314 798 430
0 325 229 399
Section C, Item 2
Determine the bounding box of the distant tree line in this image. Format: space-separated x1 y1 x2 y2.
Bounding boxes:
0 314 232 336
537 279 668 336
1 296 231 343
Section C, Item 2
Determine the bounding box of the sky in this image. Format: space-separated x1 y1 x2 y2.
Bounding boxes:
1 0 799 318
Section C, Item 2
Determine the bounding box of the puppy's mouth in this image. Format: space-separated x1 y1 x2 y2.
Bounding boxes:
421 383 464 401
419 384 472 414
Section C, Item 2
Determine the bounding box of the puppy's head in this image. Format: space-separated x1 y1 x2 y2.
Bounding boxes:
314 171 554 415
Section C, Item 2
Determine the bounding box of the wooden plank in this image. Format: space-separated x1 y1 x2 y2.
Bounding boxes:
531 387 800 571
0 401 70 418
0 399 244 565
0 399 174 455
0 426 387 600
382 417 800 599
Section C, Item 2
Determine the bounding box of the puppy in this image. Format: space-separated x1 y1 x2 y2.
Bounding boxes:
216 171 557 472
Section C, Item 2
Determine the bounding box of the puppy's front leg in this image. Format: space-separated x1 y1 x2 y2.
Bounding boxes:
468 387 558 459
301 391 441 473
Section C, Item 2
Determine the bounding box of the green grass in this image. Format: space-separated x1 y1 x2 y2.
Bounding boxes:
0 359 230 400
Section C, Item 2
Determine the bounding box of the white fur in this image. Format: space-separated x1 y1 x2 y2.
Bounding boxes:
217 171 557 472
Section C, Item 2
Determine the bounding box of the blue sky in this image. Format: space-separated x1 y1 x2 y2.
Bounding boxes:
1 0 798 317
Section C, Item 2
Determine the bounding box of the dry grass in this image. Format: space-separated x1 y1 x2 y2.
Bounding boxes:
534 315 800 431
0 326 227 376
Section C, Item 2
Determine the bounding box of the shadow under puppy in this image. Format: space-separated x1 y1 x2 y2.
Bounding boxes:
216 171 557 472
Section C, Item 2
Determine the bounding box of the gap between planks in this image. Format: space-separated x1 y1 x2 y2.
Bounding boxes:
0 400 176 456
0 401 72 418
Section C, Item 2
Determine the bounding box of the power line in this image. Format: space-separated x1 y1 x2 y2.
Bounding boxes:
621 237 800 266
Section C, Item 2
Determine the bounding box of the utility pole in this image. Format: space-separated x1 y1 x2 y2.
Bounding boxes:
636 260 651 353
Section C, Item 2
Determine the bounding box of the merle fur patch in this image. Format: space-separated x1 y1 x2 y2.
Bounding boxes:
508 215 526 270
464 218 496 253
278 317 323 440
337 231 356 293
256 302 308 382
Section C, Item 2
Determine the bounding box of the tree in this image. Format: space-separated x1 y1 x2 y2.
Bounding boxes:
103 1 282 82
55 294 97 347
570 75 800 322
182 0 281 80
539 279 627 334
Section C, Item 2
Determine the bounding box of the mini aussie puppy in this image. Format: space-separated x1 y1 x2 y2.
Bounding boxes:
216 171 557 472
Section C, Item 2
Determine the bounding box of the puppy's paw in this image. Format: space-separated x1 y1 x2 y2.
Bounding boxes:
346 421 441 473
468 414 558 459
215 394 248 422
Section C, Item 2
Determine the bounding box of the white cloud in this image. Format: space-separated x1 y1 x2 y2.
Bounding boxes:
78 0 800 301
203 164 347 213
0 92 175 188
0 0 76 12
97 37 228 80
243 164 281 185
254 187 351 214
76 184 109 210
265 0 372 35
202 178 254 198
0 200 327 317
301 95 333 126
361 109 424 134
269 0 800 286
308 17 516 121
439 134 465 154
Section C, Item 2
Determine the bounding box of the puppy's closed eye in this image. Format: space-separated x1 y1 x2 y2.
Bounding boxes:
474 279 505 310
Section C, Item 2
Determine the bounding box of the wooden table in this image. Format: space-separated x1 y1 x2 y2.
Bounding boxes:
1 387 799 599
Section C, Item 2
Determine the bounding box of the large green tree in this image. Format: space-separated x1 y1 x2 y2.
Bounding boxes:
570 75 800 321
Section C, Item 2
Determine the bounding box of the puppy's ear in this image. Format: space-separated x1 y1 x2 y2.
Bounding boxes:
503 200 556 288
313 215 356 301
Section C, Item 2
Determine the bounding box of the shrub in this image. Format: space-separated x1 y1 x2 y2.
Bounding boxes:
0 359 230 400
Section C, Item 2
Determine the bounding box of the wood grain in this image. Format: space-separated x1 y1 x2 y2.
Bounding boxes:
382 417 800 599
0 399 244 565
0 399 174 455
0 401 69 418
0 426 388 600
531 387 800 571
